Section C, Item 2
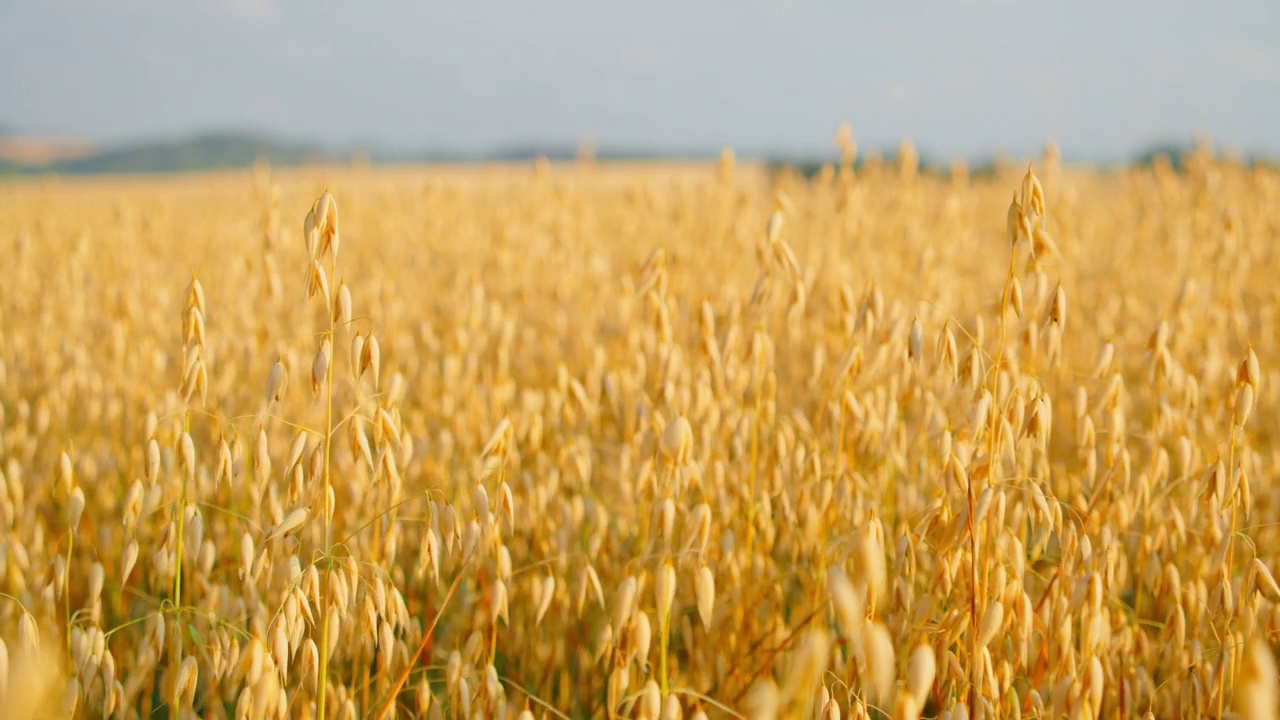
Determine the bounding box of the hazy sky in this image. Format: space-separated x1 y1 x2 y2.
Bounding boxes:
2 0 1277 159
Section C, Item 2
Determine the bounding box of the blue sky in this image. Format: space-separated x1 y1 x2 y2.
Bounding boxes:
2 0 1276 159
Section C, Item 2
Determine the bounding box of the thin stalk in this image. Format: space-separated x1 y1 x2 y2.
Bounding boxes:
836 396 847 475
744 379 764 574
660 459 678 694
64 531 74 659
489 462 506 668
317 250 338 720
374 563 469 720
1216 430 1239 718
659 614 670 695
489 619 499 666
971 246 1016 712
172 410 190 720
1133 376 1163 622
359 494 386 713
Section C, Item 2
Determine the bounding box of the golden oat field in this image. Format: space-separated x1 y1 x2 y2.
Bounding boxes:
1 142 1279 720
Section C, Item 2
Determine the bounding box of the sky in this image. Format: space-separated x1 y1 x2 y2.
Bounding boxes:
1 0 1277 160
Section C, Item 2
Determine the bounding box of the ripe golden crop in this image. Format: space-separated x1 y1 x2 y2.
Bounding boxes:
0 144 1278 719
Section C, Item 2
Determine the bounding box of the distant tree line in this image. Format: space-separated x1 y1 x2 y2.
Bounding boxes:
0 131 1272 176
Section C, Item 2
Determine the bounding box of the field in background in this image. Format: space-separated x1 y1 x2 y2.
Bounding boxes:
0 136 99 166
0 150 1278 719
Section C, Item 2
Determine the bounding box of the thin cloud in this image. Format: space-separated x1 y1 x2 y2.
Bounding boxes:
82 0 278 28
276 37 331 67
222 0 279 29
1218 40 1280 82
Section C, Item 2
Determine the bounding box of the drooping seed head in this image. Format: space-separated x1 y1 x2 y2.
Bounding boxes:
695 565 715 631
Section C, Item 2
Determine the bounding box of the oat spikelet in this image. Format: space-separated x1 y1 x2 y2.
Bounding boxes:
613 576 638 635
1235 638 1279 720
828 568 865 644
862 622 895 705
311 338 331 395
660 413 693 466
906 644 936 707
536 574 556 626
695 565 715 631
266 507 308 542
1255 559 1280 603
1236 383 1256 428
655 560 676 629
744 678 779 720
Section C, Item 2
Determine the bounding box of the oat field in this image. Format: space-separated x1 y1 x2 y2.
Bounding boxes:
1 143 1278 720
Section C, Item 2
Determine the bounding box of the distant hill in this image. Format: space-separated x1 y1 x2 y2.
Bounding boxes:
53 132 333 173
0 133 733 175
0 135 98 165
1 129 1273 176
1131 141 1200 171
0 131 334 175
